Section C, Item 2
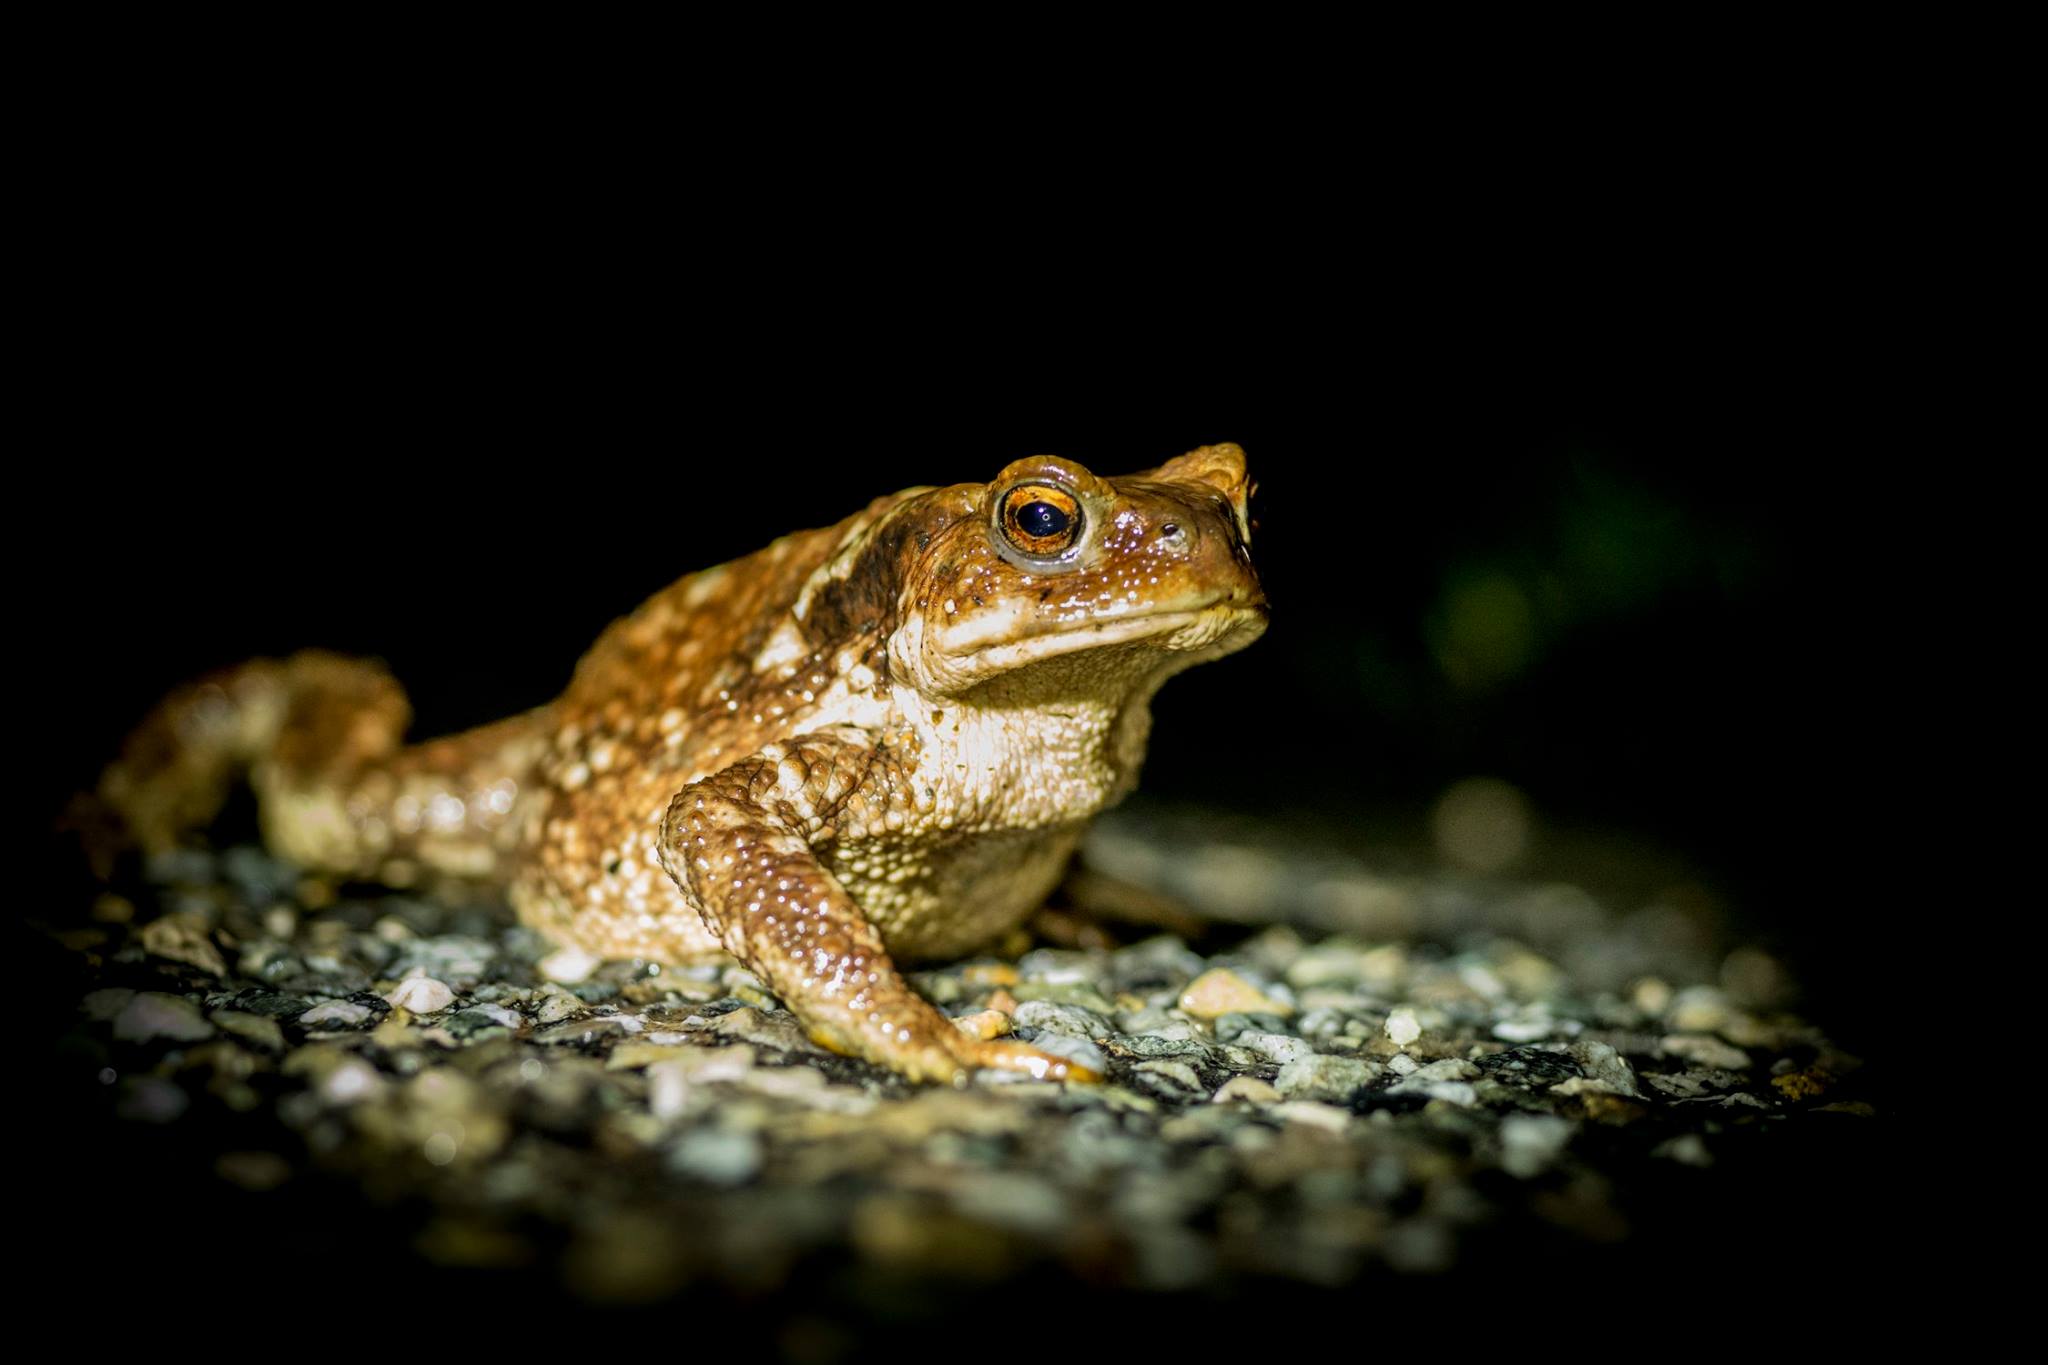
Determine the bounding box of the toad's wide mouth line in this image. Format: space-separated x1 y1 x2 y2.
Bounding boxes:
947 594 1268 658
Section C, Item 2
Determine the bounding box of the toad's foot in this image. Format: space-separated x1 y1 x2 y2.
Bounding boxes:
807 1010 1101 1086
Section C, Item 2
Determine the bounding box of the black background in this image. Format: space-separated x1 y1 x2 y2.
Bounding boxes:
22 112 1931 1340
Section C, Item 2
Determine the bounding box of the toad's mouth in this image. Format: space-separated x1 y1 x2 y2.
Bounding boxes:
940 591 1270 664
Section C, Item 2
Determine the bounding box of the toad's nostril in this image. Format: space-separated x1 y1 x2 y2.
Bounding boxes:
1159 522 1184 545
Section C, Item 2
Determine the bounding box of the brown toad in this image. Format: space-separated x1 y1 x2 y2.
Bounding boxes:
96 444 1267 1083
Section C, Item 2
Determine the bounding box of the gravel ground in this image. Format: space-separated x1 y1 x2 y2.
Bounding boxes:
31 802 1883 1347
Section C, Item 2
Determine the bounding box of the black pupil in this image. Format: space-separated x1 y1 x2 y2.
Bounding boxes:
1017 499 1070 540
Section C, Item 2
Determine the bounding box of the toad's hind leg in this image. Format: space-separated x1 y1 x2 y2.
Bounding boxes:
95 649 550 885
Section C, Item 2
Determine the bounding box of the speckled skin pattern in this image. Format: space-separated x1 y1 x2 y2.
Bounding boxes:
97 445 1267 1083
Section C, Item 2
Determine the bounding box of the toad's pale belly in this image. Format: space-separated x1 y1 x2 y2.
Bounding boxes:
511 753 1085 965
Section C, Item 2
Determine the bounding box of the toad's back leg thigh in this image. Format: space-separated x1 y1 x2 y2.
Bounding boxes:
97 649 551 884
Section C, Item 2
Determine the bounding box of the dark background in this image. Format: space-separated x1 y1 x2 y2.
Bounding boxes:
16 72 1945 1345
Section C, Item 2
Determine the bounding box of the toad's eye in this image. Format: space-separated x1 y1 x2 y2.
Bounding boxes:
996 484 1085 564
1017 499 1068 539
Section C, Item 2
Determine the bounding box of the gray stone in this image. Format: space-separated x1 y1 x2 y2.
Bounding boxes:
666 1127 762 1187
113 993 215 1043
1274 1054 1380 1101
298 1000 374 1030
210 1010 285 1051
1236 1031 1317 1065
1567 1040 1642 1096
1011 999 1113 1042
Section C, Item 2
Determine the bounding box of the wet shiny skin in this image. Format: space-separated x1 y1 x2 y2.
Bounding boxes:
98 445 1267 1083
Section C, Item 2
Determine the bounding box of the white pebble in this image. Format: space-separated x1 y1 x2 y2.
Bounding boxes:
299 1001 372 1028
384 976 455 1013
1500 1114 1574 1178
1660 1033 1751 1070
1211 1075 1282 1105
1492 1015 1554 1043
538 944 601 984
1384 1007 1422 1046
1272 1101 1353 1132
321 1059 383 1105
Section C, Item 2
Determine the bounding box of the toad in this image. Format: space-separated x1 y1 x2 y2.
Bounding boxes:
96 445 1267 1083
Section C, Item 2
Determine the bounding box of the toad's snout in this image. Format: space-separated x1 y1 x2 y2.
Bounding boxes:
1119 487 1264 612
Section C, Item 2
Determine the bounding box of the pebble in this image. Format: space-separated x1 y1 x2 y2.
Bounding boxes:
138 914 227 975
1178 968 1292 1019
1284 942 1368 988
950 1172 1068 1235
1660 1033 1751 1070
644 1048 760 1117
538 944 601 984
443 1005 523 1040
1492 1015 1556 1043
1413 1058 1480 1083
1384 1007 1422 1046
1212 1075 1282 1104
210 1009 285 1051
321 1058 384 1105
1666 985 1731 1033
1653 1134 1714 1166
1393 1079 1477 1107
667 1127 762 1186
1011 999 1113 1042
113 992 216 1043
1567 1040 1642 1097
387 936 496 987
1385 1220 1455 1274
384 976 456 1014
1130 1017 1204 1045
1273 1100 1354 1132
606 1041 695 1071
298 1000 373 1029
1499 1114 1574 1177
1236 1031 1317 1065
1133 1060 1204 1094
533 1014 643 1045
81 987 136 1022
703 1006 821 1055
1274 1054 1381 1101
531 986 587 1025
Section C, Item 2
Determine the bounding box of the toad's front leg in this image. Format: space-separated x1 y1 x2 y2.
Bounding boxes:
657 729 1096 1086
